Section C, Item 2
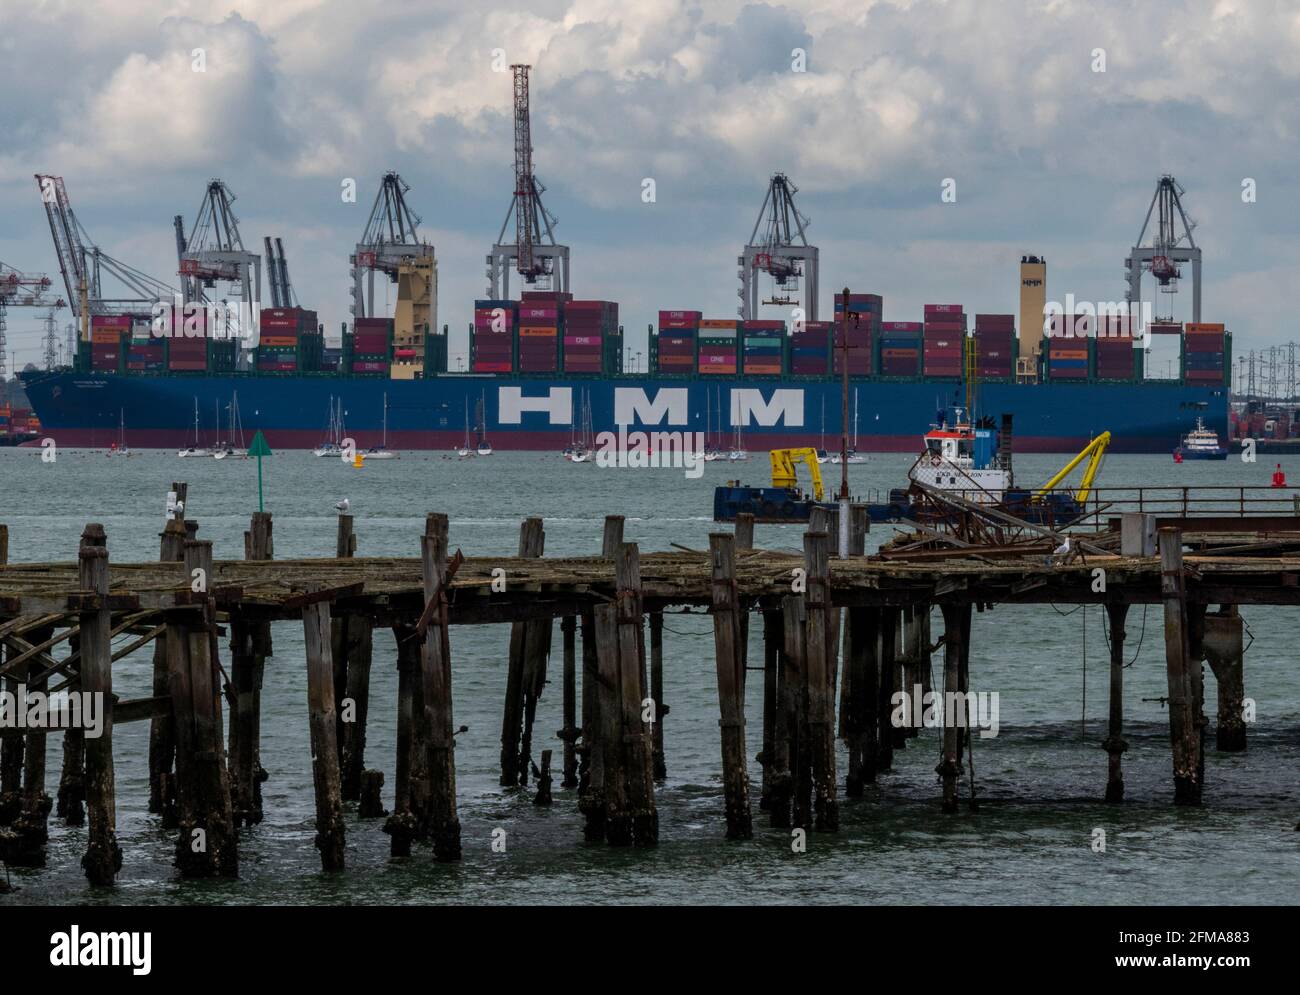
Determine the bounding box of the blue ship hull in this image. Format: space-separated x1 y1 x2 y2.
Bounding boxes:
18 371 1227 454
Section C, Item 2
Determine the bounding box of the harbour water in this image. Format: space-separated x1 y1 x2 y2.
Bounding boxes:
1 447 1298 905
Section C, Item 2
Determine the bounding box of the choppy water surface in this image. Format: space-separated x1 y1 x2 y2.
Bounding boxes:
1 447 1297 905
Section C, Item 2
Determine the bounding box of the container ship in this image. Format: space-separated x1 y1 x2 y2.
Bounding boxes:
20 283 1230 454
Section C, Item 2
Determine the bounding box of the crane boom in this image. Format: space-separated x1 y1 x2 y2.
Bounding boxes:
1035 432 1110 502
769 447 825 502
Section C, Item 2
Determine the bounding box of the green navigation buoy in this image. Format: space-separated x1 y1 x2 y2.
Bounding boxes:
249 430 272 512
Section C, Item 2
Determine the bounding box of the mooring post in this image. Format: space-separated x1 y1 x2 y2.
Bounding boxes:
734 512 754 552
709 533 752 839
803 529 839 832
384 624 419 857
359 770 386 818
1202 606 1247 752
1102 603 1130 803
330 514 356 772
172 539 237 877
1159 527 1201 805
78 524 121 886
1187 603 1209 792
419 529 462 861
776 596 804 829
937 603 968 813
578 517 623 840
559 615 579 788
614 542 657 845
230 511 271 826
5 623 54 866
649 610 667 780
500 517 545 786
149 507 188 816
302 594 346 871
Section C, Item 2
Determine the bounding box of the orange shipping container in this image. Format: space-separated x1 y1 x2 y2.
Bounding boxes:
1184 323 1226 333
518 327 557 337
91 329 123 345
700 319 740 329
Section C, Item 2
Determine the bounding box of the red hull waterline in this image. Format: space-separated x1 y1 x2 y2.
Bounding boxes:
27 427 1135 455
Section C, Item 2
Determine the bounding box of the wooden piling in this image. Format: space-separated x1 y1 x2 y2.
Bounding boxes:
1203 607 1247 752
332 513 374 801
79 524 121 887
559 615 579 788
302 595 346 871
4 624 53 866
1103 602 1129 803
168 539 237 878
384 623 420 856
649 611 667 781
709 533 752 839
579 517 622 841
803 529 839 831
614 542 657 845
418 530 461 861
937 603 968 813
592 603 628 843
845 608 878 796
228 511 271 827
501 517 545 786
149 510 188 815
782 595 811 830
877 608 898 772
1159 528 1201 805
759 609 779 810
359 770 387 818
533 750 553 806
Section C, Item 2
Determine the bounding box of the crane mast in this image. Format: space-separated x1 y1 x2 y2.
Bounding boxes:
1126 175 1201 323
739 173 819 320
487 64 569 298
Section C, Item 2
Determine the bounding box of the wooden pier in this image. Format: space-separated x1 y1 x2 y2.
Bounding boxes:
0 485 1295 887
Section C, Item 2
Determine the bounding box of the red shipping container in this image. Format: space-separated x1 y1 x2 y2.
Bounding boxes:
881 321 923 332
472 361 512 373
924 304 963 314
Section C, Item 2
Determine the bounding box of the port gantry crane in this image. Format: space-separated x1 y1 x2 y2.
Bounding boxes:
1126 174 1201 323
0 261 63 378
264 237 298 308
34 174 175 346
351 172 437 378
739 172 820 321
174 179 261 343
487 64 569 299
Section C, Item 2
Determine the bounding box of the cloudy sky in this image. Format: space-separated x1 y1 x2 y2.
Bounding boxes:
2 0 1298 373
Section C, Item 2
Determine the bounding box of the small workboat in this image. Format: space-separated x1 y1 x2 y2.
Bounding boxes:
1173 417 1227 461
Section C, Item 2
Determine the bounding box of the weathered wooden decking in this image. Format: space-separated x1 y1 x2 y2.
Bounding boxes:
0 493 1291 891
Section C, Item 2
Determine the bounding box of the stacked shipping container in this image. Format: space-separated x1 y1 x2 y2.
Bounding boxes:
790 321 831 375
879 321 922 377
257 307 319 374
1095 314 1137 382
518 304 561 374
742 320 785 375
923 304 966 378
655 310 701 375
833 293 881 375
352 316 395 375
91 315 132 373
563 301 618 374
1184 323 1227 384
972 314 1015 379
698 320 740 375
1046 313 1091 380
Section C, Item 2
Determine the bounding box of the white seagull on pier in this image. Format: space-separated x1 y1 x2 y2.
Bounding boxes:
335 498 350 514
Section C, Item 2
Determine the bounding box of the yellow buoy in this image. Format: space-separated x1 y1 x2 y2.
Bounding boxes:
353 452 365 469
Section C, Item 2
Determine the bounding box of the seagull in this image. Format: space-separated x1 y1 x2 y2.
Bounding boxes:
1053 536 1070 556
174 499 184 515
335 498 350 514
